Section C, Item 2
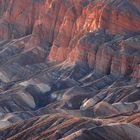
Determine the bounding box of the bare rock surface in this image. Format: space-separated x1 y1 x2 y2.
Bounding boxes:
0 0 140 139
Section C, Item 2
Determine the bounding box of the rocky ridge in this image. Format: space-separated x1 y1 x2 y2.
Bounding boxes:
0 0 140 139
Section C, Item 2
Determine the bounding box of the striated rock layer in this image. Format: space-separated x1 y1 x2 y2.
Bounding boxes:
0 0 140 140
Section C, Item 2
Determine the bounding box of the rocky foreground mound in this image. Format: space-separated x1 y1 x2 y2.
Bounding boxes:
0 0 140 139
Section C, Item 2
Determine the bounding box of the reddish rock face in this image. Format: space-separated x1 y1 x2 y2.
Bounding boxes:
46 0 140 79
0 0 43 39
0 0 140 79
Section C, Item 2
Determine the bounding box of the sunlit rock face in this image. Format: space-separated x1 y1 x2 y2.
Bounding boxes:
0 0 140 139
0 0 140 79
33 0 140 79
0 0 44 40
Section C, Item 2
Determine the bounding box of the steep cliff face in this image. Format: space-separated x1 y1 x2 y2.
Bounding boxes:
0 0 9 17
0 0 44 39
0 0 140 80
31 0 140 79
48 0 140 59
46 0 140 78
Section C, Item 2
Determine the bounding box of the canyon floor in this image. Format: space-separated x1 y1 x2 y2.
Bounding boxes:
0 0 140 140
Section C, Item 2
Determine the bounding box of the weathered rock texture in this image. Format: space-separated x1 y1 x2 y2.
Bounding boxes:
0 0 140 139
0 0 140 80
